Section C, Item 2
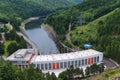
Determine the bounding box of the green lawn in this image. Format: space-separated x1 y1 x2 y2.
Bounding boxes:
93 68 120 80
4 40 16 56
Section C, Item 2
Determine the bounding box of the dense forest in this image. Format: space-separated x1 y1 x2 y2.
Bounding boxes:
45 0 120 40
0 0 120 79
0 0 82 56
0 59 104 80
0 0 82 30
0 29 27 56
45 0 120 63
70 8 120 63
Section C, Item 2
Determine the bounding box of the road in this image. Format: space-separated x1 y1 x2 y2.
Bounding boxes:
102 57 119 68
84 57 120 80
0 23 13 43
20 16 43 37
20 17 40 30
17 32 38 55
18 16 45 55
66 23 71 41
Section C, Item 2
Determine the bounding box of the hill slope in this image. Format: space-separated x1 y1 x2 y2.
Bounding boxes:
45 0 120 63
25 0 79 10
0 0 79 30
71 8 120 45
67 0 84 3
71 8 120 62
45 0 120 40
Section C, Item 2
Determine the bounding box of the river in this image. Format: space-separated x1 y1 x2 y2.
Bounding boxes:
25 27 59 55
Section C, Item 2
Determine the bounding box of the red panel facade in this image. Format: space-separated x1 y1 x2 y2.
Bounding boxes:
52 63 56 69
56 62 60 69
91 57 94 64
52 62 60 70
88 58 91 64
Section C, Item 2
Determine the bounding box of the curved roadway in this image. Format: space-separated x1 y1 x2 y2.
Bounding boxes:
18 16 44 55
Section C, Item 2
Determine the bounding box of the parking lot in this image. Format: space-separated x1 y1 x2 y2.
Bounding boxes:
102 57 119 68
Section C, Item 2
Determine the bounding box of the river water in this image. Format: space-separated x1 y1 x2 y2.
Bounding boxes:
25 27 59 55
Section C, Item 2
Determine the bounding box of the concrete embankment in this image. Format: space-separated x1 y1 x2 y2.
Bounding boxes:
16 32 39 55
19 17 72 54
20 17 41 37
19 16 42 55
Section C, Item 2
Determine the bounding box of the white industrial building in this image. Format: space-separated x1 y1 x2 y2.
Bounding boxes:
32 49 103 70
7 49 35 68
7 49 103 76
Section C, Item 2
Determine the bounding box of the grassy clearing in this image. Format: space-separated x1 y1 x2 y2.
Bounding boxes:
4 40 16 56
93 68 120 80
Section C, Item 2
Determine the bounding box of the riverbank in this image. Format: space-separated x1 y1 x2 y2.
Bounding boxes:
19 16 42 55
20 16 42 37
19 16 72 54
41 24 73 53
20 16 59 55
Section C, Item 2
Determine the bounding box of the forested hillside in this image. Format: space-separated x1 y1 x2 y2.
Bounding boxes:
45 0 120 63
67 0 84 3
24 0 79 10
71 8 120 63
45 0 120 40
0 0 79 30
0 60 58 80
74 0 84 3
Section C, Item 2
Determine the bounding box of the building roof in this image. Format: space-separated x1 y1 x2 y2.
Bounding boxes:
14 49 27 58
84 44 92 48
7 49 35 61
33 49 103 63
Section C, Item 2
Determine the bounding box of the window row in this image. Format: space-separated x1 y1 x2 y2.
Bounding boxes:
35 56 99 70
12 61 28 64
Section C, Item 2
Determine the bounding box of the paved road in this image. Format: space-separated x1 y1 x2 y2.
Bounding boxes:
17 32 38 55
84 57 119 80
103 57 118 68
18 16 45 55
20 16 42 37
